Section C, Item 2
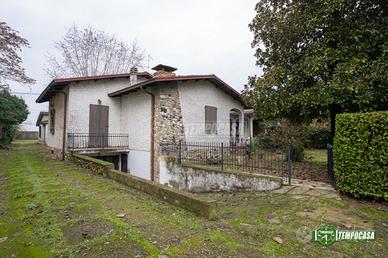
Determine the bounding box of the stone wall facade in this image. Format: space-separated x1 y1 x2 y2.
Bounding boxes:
155 82 185 143
153 82 185 182
47 146 63 160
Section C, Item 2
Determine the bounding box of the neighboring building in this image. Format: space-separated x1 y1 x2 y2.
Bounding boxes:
36 64 248 182
36 111 48 144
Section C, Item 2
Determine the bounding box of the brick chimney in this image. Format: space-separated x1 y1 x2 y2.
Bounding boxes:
152 64 177 78
130 66 138 85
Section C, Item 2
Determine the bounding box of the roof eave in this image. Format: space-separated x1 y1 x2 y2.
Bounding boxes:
36 72 153 103
108 75 246 107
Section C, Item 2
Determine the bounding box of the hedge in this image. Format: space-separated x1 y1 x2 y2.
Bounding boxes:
334 111 388 199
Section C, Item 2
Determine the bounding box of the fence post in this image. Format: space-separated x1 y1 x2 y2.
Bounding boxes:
221 142 224 171
327 144 335 188
287 144 292 185
178 140 182 164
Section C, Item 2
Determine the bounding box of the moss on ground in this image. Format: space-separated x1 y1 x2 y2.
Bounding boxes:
0 141 387 257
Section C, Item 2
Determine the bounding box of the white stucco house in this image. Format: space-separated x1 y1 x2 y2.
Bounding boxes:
36 111 48 145
36 64 255 181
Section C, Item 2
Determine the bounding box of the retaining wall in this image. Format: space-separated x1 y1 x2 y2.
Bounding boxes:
69 154 217 219
159 156 283 192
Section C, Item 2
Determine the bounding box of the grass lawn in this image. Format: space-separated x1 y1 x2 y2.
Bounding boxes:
304 149 327 165
0 141 387 257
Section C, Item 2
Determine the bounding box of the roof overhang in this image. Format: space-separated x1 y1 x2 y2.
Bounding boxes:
36 72 153 103
36 111 49 126
108 75 246 106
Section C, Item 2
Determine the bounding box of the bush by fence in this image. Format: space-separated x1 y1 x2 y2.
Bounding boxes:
304 126 330 149
334 111 388 199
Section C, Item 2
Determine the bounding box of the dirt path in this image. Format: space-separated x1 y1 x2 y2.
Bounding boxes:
0 141 387 257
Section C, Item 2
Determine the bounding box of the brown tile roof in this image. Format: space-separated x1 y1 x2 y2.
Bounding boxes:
36 72 152 103
108 74 244 103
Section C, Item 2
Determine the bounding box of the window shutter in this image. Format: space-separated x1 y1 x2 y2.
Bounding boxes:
205 106 217 134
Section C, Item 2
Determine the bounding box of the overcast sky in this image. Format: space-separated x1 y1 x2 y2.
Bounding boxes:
1 0 261 131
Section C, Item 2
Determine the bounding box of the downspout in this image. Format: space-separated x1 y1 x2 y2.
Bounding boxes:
140 86 155 181
58 91 68 161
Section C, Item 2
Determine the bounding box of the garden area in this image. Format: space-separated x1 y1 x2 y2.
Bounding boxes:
0 141 387 257
161 119 333 185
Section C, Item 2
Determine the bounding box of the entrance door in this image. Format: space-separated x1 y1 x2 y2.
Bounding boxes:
89 104 109 148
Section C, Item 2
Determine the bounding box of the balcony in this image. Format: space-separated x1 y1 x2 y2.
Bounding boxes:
67 133 129 151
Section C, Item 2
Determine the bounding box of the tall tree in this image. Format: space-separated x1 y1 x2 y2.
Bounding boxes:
45 25 145 78
244 0 387 142
0 21 35 89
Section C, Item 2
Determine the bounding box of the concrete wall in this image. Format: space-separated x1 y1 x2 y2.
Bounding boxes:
178 80 245 143
159 156 282 192
17 131 38 139
121 91 152 180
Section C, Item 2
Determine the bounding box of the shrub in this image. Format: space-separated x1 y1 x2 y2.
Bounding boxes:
0 90 28 148
334 111 388 199
253 134 273 149
252 119 305 161
0 124 19 148
304 125 330 149
290 140 304 162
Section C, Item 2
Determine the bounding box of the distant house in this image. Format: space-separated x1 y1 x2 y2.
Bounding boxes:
36 111 48 144
36 64 252 182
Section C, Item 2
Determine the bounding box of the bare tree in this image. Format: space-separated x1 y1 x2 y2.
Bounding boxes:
0 21 35 89
45 25 145 78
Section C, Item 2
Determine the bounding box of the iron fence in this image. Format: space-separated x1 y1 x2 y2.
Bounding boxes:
161 141 289 178
160 141 334 185
67 133 129 150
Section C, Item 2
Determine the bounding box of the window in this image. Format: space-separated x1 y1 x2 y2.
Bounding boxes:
205 105 217 134
49 100 55 134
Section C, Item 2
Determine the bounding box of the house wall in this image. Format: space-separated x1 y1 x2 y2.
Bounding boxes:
121 91 152 180
38 124 47 144
178 80 245 143
38 114 49 145
43 124 48 144
67 78 133 134
46 88 68 157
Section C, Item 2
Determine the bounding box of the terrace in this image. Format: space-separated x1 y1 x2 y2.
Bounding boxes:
67 133 129 152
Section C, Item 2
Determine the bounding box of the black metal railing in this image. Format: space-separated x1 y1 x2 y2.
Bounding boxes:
160 141 333 184
160 141 288 178
67 133 129 150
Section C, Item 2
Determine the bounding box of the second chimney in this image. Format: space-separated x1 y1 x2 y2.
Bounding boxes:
130 66 138 85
